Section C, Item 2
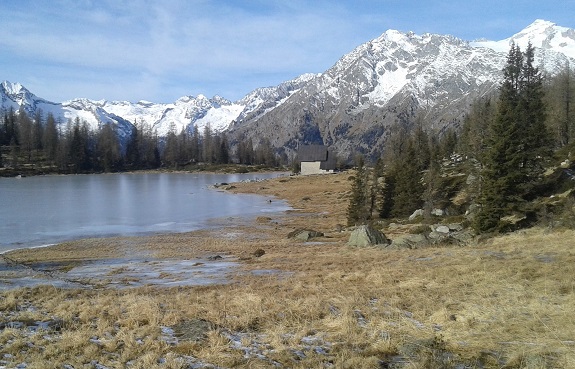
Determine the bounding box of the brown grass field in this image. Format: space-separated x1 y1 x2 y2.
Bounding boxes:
1 172 574 368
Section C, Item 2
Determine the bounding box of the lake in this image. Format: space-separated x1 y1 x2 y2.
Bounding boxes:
0 172 290 252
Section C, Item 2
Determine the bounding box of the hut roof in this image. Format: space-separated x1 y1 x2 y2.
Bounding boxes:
298 145 328 162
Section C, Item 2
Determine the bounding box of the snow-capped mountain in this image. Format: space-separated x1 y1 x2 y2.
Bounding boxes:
472 19 575 58
1 81 135 141
0 73 315 141
2 20 575 160
227 20 575 159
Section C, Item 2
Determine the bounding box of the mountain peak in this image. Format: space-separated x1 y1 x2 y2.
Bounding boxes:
472 19 575 59
1 80 26 96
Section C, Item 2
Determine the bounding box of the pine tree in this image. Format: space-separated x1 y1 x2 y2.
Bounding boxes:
519 42 550 180
390 140 424 217
347 156 370 226
125 123 141 169
96 124 121 172
475 43 550 233
43 113 59 164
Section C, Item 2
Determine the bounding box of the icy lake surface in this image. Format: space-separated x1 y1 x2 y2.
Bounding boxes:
0 172 289 251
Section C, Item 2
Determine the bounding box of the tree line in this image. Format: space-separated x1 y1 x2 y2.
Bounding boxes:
348 43 575 233
0 112 278 174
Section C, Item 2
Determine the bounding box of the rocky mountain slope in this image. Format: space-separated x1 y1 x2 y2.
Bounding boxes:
228 19 575 160
2 20 574 160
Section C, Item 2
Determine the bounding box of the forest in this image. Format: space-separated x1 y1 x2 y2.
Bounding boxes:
0 111 278 175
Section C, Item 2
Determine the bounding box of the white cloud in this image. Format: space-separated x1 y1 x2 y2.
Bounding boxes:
2 0 574 103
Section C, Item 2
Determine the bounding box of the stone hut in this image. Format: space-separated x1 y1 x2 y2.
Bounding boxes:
298 145 336 175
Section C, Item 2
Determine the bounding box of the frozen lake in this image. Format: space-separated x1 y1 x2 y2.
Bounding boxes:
0 172 289 252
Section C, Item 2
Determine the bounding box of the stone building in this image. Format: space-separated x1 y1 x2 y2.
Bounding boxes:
298 145 336 175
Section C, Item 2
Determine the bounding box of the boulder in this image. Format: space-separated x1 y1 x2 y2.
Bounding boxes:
389 234 429 249
288 229 324 241
435 225 451 234
448 223 464 232
431 208 445 216
408 209 424 221
348 225 390 247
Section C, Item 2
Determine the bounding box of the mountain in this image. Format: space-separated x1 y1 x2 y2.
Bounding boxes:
471 19 575 59
0 81 135 141
1 73 317 141
227 20 575 160
2 20 575 160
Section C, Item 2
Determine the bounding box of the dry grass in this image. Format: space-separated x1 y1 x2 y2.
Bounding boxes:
1 172 574 368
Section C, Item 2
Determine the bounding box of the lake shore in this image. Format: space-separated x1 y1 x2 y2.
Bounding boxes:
1 172 574 368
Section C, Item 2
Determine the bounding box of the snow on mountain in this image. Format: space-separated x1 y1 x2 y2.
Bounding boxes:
234 73 320 123
3 19 575 158
1 72 316 141
472 19 575 59
1 81 135 141
228 20 575 160
95 95 243 136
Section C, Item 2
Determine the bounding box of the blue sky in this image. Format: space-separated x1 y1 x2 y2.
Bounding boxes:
1 0 573 103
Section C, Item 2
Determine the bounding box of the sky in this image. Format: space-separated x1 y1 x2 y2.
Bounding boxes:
1 0 574 104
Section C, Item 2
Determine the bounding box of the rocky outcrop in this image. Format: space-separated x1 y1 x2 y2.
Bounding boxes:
348 225 390 247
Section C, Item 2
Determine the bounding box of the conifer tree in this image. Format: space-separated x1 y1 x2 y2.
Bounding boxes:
347 156 370 226
43 113 59 164
390 140 424 217
475 43 550 233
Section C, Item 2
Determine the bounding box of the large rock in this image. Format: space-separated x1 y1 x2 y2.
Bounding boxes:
409 209 424 221
288 229 324 241
348 225 390 247
389 234 429 249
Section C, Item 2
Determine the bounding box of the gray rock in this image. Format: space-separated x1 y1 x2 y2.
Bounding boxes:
348 225 390 247
288 229 324 241
408 209 424 221
435 225 450 234
389 234 429 249
431 208 445 216
448 223 464 232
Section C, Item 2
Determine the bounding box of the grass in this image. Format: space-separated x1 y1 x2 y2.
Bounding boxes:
1 172 574 367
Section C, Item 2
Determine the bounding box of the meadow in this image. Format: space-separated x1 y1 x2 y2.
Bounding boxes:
1 172 573 368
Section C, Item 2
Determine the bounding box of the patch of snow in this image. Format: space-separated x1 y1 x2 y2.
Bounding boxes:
366 63 409 105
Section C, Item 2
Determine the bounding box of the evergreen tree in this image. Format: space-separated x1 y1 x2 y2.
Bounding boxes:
202 123 213 163
347 156 370 226
163 124 179 168
519 42 550 178
32 109 44 153
96 124 121 172
69 118 91 173
125 122 141 169
475 43 550 233
42 113 59 164
190 126 200 163
390 140 424 217
218 132 230 164
378 169 396 219
16 109 34 163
